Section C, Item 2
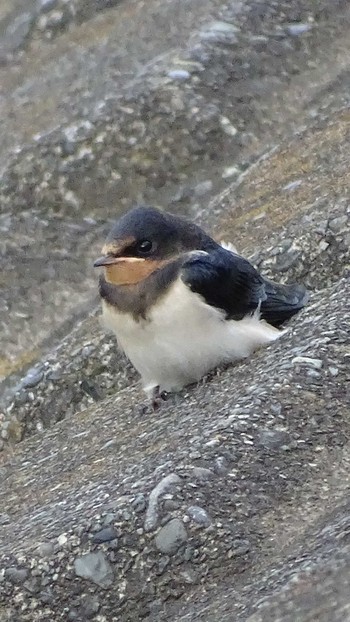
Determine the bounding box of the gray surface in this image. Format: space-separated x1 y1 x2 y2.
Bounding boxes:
1 0 350 621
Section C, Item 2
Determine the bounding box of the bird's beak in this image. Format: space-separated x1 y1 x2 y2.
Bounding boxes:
94 255 121 267
93 255 144 268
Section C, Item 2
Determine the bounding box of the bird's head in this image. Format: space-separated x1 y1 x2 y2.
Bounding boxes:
94 205 214 286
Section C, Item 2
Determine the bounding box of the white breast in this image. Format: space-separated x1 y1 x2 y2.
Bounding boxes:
102 278 283 397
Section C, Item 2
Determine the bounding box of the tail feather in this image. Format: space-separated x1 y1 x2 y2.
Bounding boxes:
260 279 308 328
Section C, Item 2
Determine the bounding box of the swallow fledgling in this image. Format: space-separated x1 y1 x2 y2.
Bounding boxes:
94 206 307 404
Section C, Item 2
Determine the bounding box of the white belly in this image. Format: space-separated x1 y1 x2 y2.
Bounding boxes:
102 279 283 396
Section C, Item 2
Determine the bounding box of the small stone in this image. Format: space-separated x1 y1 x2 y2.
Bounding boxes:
200 21 239 44
46 368 62 381
57 534 67 546
179 569 198 584
274 250 300 272
157 556 170 575
144 473 182 532
107 539 119 550
228 539 251 557
37 542 54 557
167 69 191 81
132 493 146 513
189 450 201 460
285 23 312 36
220 116 238 137
5 567 28 585
319 240 329 251
257 429 291 450
191 467 214 481
186 506 211 527
102 512 116 526
222 165 240 179
22 368 44 389
282 179 303 192
204 20 239 33
39 588 55 604
74 552 114 589
81 594 100 618
37 0 58 11
214 456 229 475
155 518 188 555
4 13 33 52
193 180 213 197
329 366 339 377
163 499 180 512
292 356 323 369
92 527 118 544
1 418 23 443
328 215 348 232
171 185 192 203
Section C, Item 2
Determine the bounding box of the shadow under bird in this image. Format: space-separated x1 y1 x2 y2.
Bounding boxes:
94 206 308 403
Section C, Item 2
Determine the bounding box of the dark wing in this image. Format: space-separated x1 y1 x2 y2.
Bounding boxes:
260 279 308 327
181 248 267 320
182 248 308 326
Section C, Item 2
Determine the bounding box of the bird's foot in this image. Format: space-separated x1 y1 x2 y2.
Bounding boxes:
151 386 169 412
139 385 170 414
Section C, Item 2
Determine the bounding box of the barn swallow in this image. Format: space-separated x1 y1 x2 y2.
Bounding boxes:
94 206 307 403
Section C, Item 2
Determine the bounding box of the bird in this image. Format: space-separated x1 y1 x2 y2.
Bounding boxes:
94 205 308 404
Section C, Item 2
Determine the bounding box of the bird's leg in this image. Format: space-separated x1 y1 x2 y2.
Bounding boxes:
151 386 169 412
139 385 169 414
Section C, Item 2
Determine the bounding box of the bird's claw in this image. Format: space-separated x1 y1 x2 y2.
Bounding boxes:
151 387 169 412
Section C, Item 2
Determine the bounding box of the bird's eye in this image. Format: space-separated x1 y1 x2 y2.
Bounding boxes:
136 239 153 254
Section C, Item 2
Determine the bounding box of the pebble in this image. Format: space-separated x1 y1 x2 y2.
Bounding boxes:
80 594 100 617
285 23 312 36
257 429 291 450
319 240 329 251
190 466 214 482
180 569 199 584
4 13 33 52
274 250 300 272
37 10 67 33
144 473 182 532
222 165 240 179
5 567 28 585
214 456 229 475
92 527 118 544
131 493 147 513
292 356 323 369
193 180 213 197
155 518 188 554
74 552 114 589
205 20 239 33
200 21 239 44
37 0 58 11
329 215 348 232
186 505 211 527
329 366 339 377
102 512 116 526
22 368 44 389
282 179 303 192
167 69 191 81
37 542 54 557
227 539 251 557
189 450 202 459
220 116 238 137
57 534 67 546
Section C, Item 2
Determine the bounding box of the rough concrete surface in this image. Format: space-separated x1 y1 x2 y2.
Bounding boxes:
1 0 350 620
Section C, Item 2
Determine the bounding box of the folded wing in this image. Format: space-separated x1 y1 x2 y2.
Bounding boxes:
181 247 307 327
